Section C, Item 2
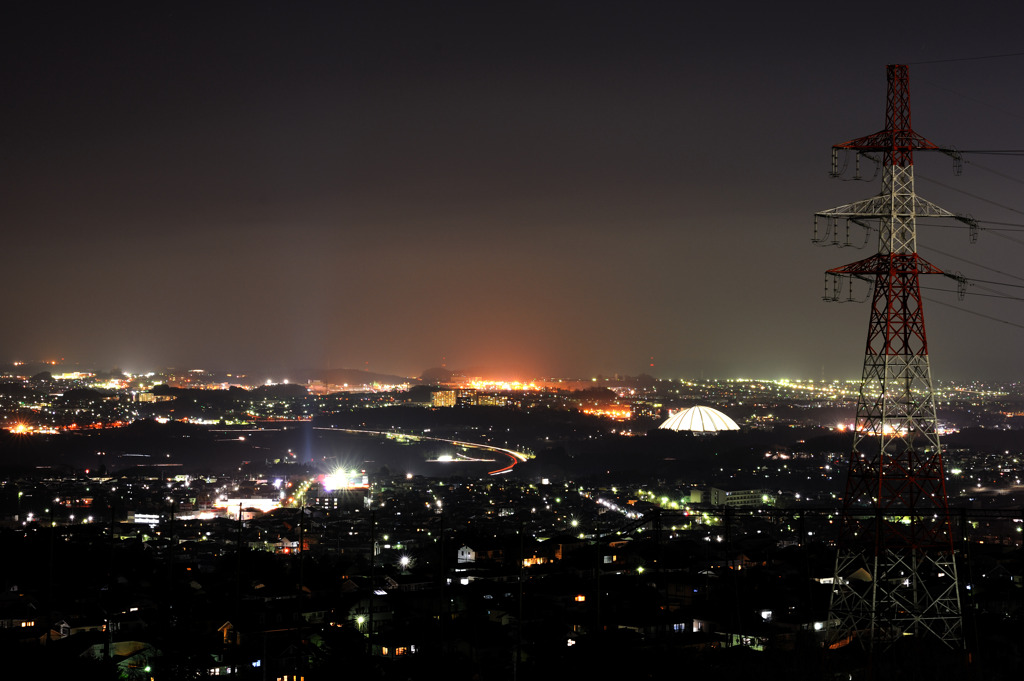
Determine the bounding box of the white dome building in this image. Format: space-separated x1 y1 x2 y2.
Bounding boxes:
659 405 740 433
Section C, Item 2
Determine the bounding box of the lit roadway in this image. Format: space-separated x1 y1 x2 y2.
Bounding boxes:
312 427 528 475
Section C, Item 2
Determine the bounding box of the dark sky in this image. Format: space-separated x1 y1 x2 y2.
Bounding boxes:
5 1 1024 381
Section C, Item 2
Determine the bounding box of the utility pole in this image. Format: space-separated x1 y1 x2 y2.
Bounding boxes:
368 510 375 656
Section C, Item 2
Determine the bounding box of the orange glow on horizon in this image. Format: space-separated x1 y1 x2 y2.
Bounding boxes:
467 379 541 392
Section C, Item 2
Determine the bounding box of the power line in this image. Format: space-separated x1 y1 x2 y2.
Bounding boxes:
917 174 1024 216
911 51 1024 65
989 230 1024 248
919 244 1024 283
925 295 1024 330
919 219 1024 232
924 285 1024 301
924 286 1018 301
970 277 1024 291
919 220 1024 247
917 79 1024 123
976 220 1024 228
960 158 1024 186
970 290 1024 301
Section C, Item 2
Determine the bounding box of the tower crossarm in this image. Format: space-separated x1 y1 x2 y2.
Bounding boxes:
828 253 944 277
830 64 949 168
816 194 959 221
833 130 942 156
828 64 964 178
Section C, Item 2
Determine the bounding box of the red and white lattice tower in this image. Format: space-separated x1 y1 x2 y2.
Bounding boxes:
817 65 963 649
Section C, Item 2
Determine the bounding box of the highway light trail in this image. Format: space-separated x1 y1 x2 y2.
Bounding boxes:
312 427 527 475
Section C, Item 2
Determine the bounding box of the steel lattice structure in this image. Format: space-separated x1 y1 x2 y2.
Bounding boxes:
818 65 964 649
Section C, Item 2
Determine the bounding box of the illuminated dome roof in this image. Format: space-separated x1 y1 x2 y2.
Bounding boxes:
659 405 740 433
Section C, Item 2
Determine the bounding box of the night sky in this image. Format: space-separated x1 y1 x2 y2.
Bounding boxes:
5 2 1024 381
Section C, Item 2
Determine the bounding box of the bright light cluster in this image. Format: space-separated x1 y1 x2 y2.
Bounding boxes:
7 423 59 435
581 406 632 420
468 380 540 392
321 469 369 491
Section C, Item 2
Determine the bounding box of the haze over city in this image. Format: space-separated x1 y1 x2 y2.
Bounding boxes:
6 2 1024 380
13 5 1024 679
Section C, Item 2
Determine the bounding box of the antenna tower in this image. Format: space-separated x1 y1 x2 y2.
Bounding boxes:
818 65 964 649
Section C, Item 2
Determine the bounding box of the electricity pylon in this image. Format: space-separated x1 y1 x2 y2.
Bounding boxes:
817 64 965 650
